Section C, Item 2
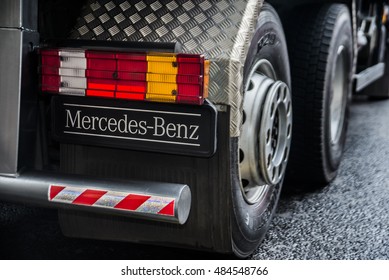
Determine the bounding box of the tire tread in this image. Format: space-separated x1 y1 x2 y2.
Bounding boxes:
286 4 349 185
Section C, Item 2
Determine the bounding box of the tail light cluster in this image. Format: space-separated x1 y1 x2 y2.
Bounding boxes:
40 49 210 105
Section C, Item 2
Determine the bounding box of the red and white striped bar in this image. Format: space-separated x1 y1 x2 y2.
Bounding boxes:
47 181 191 225
0 170 191 224
49 185 175 216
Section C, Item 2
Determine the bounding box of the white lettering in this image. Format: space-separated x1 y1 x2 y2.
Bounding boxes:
99 117 107 132
63 109 201 145
91 116 99 130
128 120 138 134
138 121 147 135
82 116 91 130
118 114 128 133
65 110 81 128
176 124 188 139
153 117 165 136
189 125 199 140
108 118 117 132
166 123 177 138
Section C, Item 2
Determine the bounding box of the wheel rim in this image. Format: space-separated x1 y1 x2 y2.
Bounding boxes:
240 59 292 204
330 45 348 144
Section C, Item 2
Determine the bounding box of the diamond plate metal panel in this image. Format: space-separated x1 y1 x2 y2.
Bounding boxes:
70 0 263 136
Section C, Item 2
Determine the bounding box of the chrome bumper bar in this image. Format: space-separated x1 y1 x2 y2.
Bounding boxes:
0 170 191 225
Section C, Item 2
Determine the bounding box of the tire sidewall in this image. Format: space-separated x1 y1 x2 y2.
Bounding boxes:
324 8 353 174
231 4 291 257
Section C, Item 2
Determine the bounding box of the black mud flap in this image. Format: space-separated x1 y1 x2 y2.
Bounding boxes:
59 108 234 254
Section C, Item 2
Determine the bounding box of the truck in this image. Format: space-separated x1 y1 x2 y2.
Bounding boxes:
0 0 388 258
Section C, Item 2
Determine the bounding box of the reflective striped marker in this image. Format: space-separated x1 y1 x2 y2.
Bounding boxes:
48 185 175 216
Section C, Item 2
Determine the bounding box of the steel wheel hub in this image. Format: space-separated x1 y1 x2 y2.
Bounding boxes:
240 60 292 204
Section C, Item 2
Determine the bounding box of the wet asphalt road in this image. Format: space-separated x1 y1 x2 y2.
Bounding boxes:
0 97 388 260
253 97 389 259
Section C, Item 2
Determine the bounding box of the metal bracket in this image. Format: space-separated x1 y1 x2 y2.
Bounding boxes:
355 62 385 92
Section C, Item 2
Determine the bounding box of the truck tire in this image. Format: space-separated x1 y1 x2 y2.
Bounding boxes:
285 4 353 186
231 3 292 257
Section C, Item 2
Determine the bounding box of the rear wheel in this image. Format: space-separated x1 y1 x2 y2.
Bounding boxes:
286 4 353 186
231 3 292 257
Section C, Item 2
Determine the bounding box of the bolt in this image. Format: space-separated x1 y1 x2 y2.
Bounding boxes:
272 139 277 149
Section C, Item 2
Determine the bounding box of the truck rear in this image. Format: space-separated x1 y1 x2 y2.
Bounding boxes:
0 0 387 257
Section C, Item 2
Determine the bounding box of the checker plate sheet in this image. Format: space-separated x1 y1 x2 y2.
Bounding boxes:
70 0 263 136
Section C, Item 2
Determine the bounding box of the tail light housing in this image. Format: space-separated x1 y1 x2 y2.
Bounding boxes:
40 48 210 105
